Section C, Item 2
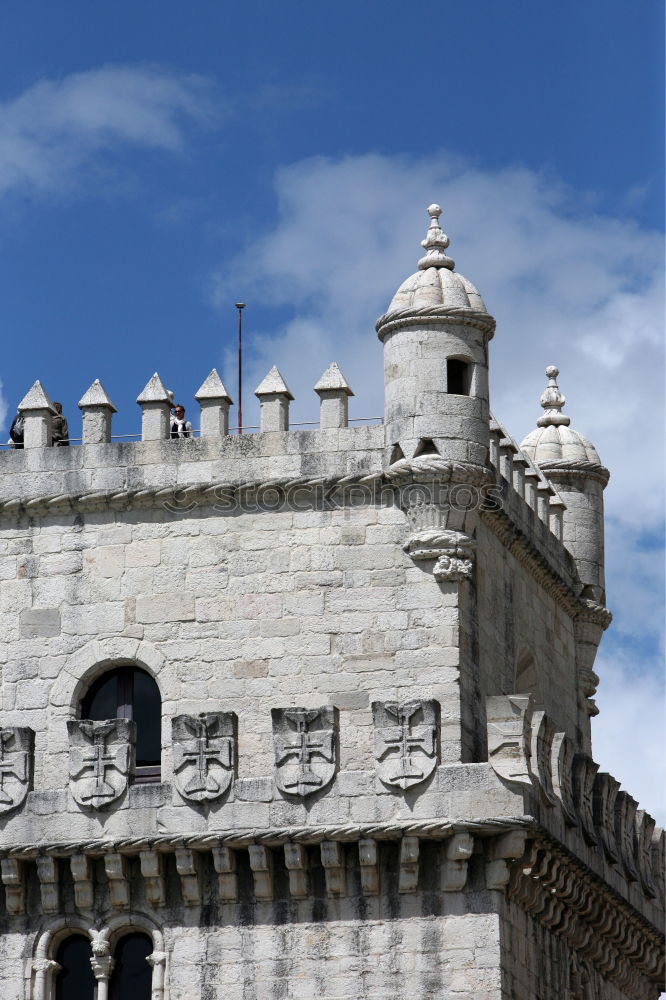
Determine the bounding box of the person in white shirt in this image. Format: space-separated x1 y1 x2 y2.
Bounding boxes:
170 404 192 439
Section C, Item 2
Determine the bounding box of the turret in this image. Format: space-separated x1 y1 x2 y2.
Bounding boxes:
520 366 609 604
521 366 610 748
376 204 495 467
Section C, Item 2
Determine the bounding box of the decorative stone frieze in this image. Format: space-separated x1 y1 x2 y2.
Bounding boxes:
372 700 437 790
0 726 33 815
172 712 236 803
67 719 135 809
272 706 337 798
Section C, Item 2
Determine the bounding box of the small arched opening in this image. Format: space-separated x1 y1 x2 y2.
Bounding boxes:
81 665 161 782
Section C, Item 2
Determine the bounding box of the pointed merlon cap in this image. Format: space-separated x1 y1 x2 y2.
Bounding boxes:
418 204 455 271
537 366 570 428
78 378 117 412
18 379 56 413
314 362 354 397
254 366 294 399
195 368 233 403
136 372 171 404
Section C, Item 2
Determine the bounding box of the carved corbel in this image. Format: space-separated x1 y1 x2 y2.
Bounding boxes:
175 848 201 906
212 846 238 902
140 850 165 908
284 842 308 898
358 839 379 896
398 836 420 894
441 832 474 891
104 852 130 910
320 841 345 897
0 857 25 915
248 845 273 901
36 855 59 913
403 528 475 582
485 830 527 891
70 853 94 910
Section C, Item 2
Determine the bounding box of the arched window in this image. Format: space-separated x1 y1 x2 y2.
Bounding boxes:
109 933 153 1000
447 358 470 395
82 666 161 782
54 935 95 1000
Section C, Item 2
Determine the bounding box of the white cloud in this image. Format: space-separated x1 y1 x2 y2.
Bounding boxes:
214 152 664 818
0 65 215 198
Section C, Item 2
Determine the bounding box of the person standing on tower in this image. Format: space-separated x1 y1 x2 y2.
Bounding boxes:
170 404 192 438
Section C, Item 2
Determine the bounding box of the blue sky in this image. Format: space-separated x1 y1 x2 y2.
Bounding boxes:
0 1 663 817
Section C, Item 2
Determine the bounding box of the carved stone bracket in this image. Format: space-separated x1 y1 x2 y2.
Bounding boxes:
139 850 165 908
507 838 664 999
403 528 475 582
0 857 25 914
320 840 345 896
104 852 130 910
248 844 273 901
36 855 59 913
272 707 337 798
67 718 134 809
442 832 474 891
358 838 379 895
0 727 33 815
212 846 238 902
284 842 308 898
71 853 94 910
399 836 420 893
372 700 437 790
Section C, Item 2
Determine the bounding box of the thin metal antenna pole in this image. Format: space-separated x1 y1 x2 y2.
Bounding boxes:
235 302 245 434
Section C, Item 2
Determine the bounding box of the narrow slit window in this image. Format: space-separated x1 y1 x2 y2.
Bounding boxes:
447 359 470 395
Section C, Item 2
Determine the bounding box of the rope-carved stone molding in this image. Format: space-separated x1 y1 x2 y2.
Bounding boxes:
537 459 611 488
507 837 664 999
375 304 497 340
0 462 608 625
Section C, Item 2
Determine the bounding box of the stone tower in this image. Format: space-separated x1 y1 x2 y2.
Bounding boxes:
0 207 662 1000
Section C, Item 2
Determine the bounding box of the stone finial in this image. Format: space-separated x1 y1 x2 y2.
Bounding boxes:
78 379 117 445
255 366 293 432
136 373 172 441
417 204 455 271
537 365 571 428
314 362 353 430
195 369 233 437
17 380 56 449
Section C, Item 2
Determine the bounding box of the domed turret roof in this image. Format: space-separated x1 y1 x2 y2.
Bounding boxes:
386 204 489 315
520 366 607 474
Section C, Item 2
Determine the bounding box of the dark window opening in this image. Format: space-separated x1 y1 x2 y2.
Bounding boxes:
82 667 161 781
389 443 405 464
55 935 95 1000
413 438 439 457
447 359 470 395
109 933 153 1000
